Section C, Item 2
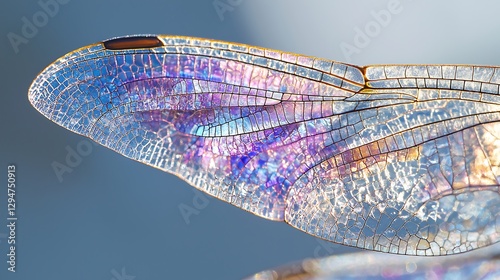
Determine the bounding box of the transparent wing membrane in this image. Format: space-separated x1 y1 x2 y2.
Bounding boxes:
28 35 500 255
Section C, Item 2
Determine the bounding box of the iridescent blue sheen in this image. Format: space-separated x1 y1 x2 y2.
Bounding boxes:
29 35 500 256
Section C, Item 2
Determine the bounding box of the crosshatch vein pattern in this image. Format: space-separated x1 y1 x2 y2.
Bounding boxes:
28 35 500 256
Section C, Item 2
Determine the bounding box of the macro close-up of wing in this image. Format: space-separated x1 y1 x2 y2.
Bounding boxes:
28 35 500 256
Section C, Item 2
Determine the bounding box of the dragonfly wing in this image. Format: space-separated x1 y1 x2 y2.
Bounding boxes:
28 35 364 221
29 36 500 255
286 65 500 255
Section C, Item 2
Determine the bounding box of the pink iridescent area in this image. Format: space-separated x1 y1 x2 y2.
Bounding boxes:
28 35 500 255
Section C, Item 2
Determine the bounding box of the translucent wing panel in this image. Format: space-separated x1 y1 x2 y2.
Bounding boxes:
28 35 500 255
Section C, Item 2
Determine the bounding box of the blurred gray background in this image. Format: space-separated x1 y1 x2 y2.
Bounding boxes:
1 0 500 279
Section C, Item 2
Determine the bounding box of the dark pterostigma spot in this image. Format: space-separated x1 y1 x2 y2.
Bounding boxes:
103 36 164 50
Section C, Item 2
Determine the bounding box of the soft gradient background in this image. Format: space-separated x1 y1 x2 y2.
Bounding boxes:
1 1 500 279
